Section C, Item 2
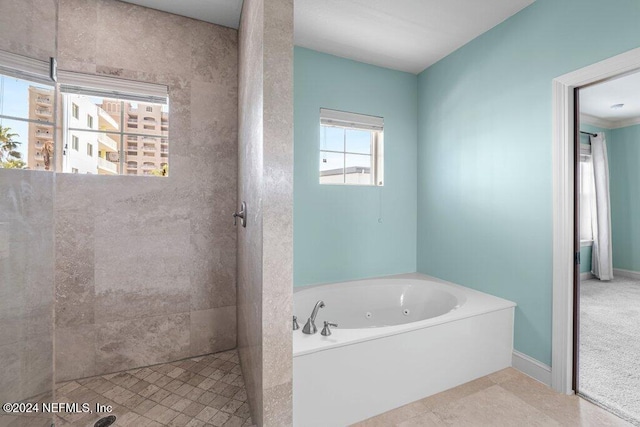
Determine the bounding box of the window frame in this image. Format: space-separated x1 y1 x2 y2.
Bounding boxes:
319 108 384 187
59 70 169 177
0 50 170 175
62 96 169 176
0 51 56 171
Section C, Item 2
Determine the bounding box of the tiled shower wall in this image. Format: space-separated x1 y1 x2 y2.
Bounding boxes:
0 171 55 406
237 0 294 425
237 0 265 422
0 0 57 407
53 0 239 381
0 0 238 386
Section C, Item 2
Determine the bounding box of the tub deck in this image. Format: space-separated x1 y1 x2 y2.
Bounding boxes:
293 273 516 427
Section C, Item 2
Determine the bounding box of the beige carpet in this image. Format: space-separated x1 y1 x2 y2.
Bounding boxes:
580 277 640 426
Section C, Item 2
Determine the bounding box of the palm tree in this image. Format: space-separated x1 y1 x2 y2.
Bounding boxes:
151 163 168 176
0 125 22 163
42 140 53 170
2 158 26 169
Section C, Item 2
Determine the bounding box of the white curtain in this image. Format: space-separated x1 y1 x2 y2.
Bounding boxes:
590 133 613 280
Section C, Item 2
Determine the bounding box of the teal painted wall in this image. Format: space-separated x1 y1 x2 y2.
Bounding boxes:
580 245 592 274
294 47 418 286
609 124 640 272
417 0 640 366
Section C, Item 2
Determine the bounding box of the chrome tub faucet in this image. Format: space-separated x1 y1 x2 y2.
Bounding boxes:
302 300 325 334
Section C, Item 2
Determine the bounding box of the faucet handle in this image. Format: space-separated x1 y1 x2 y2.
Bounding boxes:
293 316 299 330
321 321 338 336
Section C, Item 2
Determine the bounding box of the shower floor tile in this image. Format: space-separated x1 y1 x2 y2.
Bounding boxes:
54 349 253 427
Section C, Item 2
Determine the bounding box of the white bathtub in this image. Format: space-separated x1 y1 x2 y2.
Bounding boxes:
293 273 516 427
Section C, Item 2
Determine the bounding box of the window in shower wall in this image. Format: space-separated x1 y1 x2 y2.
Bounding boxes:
0 52 56 171
319 108 384 186
0 51 170 176
59 71 169 176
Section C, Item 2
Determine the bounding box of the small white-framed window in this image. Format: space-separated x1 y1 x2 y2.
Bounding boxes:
72 168 78 173
72 135 79 151
87 114 93 129
319 108 384 186
87 143 93 157
72 103 79 119
146 106 153 112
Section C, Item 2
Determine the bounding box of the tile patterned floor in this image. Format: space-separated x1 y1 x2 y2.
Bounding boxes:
351 368 633 427
53 349 252 427
6 360 631 427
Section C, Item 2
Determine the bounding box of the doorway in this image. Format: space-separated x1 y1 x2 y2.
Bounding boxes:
551 46 640 426
573 72 640 425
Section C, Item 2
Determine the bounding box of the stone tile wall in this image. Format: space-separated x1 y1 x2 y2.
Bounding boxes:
0 0 57 409
237 0 294 425
0 171 55 406
53 0 239 381
237 0 265 424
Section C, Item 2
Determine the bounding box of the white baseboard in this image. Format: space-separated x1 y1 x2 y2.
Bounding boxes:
580 272 594 280
512 350 552 386
613 268 640 280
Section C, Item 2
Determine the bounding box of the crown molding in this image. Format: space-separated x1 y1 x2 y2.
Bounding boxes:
580 113 640 130
579 113 614 129
609 116 640 129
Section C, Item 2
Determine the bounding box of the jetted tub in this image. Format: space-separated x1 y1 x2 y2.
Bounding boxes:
293 273 516 427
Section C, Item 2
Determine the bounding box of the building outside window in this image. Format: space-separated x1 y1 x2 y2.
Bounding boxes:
59 69 169 176
61 92 169 176
0 49 169 176
0 53 55 170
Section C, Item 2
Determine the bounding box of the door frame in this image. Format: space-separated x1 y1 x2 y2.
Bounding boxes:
551 46 640 394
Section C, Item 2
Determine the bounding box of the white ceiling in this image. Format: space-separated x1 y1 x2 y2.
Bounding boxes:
118 0 536 74
118 0 243 29
294 0 535 74
581 71 640 127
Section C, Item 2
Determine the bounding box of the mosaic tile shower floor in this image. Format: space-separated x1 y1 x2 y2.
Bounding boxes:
52 349 253 427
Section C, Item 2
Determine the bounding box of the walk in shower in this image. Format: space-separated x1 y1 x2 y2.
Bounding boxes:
0 1 294 426
1 0 242 425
